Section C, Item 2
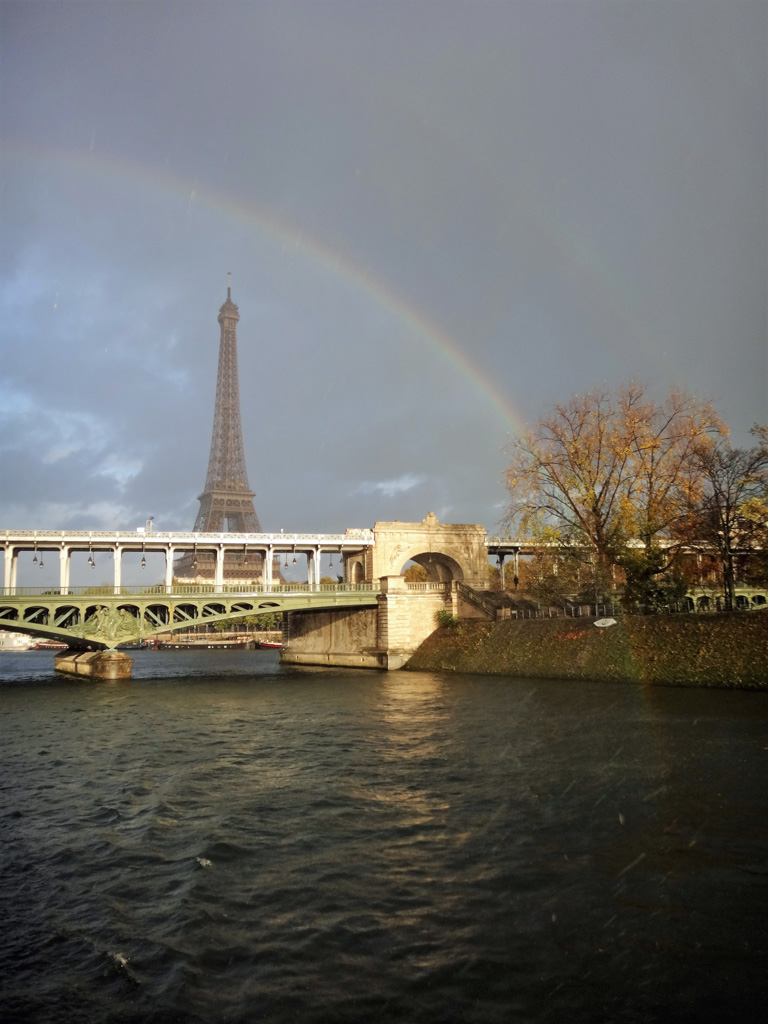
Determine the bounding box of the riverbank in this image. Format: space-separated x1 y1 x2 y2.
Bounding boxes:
406 611 768 689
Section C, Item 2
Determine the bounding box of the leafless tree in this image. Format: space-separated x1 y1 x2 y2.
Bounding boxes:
684 426 768 611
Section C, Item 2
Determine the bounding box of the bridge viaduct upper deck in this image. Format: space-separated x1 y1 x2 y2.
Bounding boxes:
0 528 376 591
1 517 706 597
2 515 539 594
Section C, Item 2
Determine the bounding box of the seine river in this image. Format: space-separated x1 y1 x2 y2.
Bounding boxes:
1 649 766 1024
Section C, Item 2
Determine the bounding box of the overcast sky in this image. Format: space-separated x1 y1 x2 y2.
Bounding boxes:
1 1 765 573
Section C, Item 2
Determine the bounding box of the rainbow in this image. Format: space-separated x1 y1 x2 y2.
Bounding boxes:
4 138 527 434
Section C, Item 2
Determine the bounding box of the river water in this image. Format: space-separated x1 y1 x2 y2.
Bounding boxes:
1 649 766 1024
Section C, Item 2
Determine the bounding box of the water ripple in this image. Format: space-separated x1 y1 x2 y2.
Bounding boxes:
1 657 767 1022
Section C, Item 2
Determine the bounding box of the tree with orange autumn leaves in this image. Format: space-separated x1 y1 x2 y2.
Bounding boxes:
502 382 744 607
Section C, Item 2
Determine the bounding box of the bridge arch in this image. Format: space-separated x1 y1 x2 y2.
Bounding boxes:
400 551 464 582
144 604 170 627
117 603 141 618
54 605 80 629
22 605 48 625
370 514 489 589
347 557 366 584
173 603 199 624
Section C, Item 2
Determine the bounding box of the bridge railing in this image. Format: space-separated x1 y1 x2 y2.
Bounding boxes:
454 581 498 617
1 529 375 545
0 582 381 599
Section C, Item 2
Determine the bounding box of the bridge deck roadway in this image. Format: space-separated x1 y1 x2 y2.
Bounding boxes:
0 583 381 650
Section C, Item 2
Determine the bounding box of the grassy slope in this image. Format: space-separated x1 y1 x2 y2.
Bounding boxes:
406 612 768 689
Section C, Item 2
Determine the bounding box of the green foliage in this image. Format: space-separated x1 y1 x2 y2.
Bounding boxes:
619 545 688 611
436 609 460 629
211 612 282 632
518 548 585 605
247 612 280 629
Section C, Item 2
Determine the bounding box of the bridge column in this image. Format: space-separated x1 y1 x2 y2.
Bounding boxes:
59 546 70 593
114 546 123 591
4 546 17 591
215 545 225 589
264 547 273 586
165 546 175 589
313 548 322 585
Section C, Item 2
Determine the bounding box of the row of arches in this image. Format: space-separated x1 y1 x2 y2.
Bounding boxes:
686 592 767 613
0 598 280 636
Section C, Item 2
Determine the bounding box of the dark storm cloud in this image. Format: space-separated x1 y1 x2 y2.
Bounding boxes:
1 1 765 565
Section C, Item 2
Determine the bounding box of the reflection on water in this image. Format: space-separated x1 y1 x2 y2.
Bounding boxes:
1 650 767 1023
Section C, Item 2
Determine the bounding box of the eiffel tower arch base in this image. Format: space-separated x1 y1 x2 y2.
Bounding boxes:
193 489 262 534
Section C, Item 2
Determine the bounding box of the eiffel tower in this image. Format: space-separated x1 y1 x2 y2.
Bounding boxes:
175 277 268 583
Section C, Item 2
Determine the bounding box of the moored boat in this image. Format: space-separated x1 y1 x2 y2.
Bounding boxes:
0 631 36 652
156 637 254 650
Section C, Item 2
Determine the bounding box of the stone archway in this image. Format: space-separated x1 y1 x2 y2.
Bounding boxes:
370 512 489 588
407 551 464 582
348 557 366 584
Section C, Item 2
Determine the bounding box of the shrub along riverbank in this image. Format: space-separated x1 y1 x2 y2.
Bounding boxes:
406 611 768 689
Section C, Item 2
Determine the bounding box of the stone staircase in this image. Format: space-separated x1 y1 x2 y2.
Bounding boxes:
455 582 544 620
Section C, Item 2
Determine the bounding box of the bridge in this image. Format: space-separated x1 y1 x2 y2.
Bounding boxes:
2 514 733 668
0 516 498 661
0 581 381 649
0 521 539 593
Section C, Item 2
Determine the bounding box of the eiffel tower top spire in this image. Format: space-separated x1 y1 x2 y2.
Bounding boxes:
221 270 236 313
192 278 262 533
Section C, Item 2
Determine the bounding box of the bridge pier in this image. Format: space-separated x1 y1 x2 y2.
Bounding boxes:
281 607 386 669
54 650 133 681
281 576 454 670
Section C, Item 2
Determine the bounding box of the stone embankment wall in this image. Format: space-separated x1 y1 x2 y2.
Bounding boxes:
281 607 385 669
406 613 768 689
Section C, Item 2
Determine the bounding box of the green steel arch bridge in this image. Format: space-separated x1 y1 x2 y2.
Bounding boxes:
0 527 383 648
0 581 380 650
